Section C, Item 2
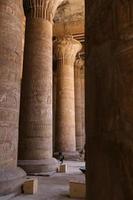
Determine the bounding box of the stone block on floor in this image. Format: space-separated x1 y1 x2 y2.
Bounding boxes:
69 180 86 198
22 178 38 194
56 164 68 173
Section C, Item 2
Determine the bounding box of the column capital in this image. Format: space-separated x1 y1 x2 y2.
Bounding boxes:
75 56 85 78
54 36 82 64
75 56 85 69
24 0 63 22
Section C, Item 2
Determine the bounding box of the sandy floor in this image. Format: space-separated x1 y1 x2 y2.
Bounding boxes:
10 161 85 200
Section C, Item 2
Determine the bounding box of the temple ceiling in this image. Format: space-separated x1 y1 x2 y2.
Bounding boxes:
54 0 84 23
54 0 85 41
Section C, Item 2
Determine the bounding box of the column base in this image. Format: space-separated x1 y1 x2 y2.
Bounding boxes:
54 151 80 161
18 158 58 174
0 167 26 196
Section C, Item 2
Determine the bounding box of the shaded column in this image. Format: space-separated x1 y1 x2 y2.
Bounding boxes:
53 69 57 152
86 1 133 199
74 57 85 152
55 37 82 159
0 0 26 195
19 0 63 173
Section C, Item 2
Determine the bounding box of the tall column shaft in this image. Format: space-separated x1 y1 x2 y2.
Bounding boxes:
86 1 133 199
19 0 63 173
0 0 26 195
55 37 82 159
74 57 85 152
53 70 57 152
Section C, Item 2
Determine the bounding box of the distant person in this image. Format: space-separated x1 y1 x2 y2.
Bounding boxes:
58 152 64 164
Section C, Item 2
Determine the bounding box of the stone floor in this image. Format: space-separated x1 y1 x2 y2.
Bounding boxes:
3 161 85 200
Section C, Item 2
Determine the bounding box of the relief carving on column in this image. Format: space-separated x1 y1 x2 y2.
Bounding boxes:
24 0 64 22
0 0 25 169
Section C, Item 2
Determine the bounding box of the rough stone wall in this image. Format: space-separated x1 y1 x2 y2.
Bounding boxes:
86 0 133 199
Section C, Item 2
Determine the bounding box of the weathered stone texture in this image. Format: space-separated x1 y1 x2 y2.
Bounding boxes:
74 57 85 152
19 19 53 160
86 1 133 199
54 37 82 156
0 0 26 195
19 0 63 173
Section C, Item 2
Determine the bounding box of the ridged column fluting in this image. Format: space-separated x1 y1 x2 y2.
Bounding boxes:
54 37 82 159
74 57 85 152
19 0 63 173
0 0 26 195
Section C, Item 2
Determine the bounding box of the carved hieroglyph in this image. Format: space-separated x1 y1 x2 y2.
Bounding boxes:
86 1 133 199
0 0 26 195
74 57 85 152
0 0 24 169
19 0 63 173
54 37 82 154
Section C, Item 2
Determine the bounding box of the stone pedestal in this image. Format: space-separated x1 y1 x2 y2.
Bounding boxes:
0 168 26 195
54 37 82 160
74 57 85 152
19 0 63 173
86 1 133 199
0 0 26 195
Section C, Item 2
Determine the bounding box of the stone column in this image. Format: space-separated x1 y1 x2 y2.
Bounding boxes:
0 0 26 195
19 0 63 173
54 37 82 159
53 69 57 152
86 1 133 199
74 57 85 152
